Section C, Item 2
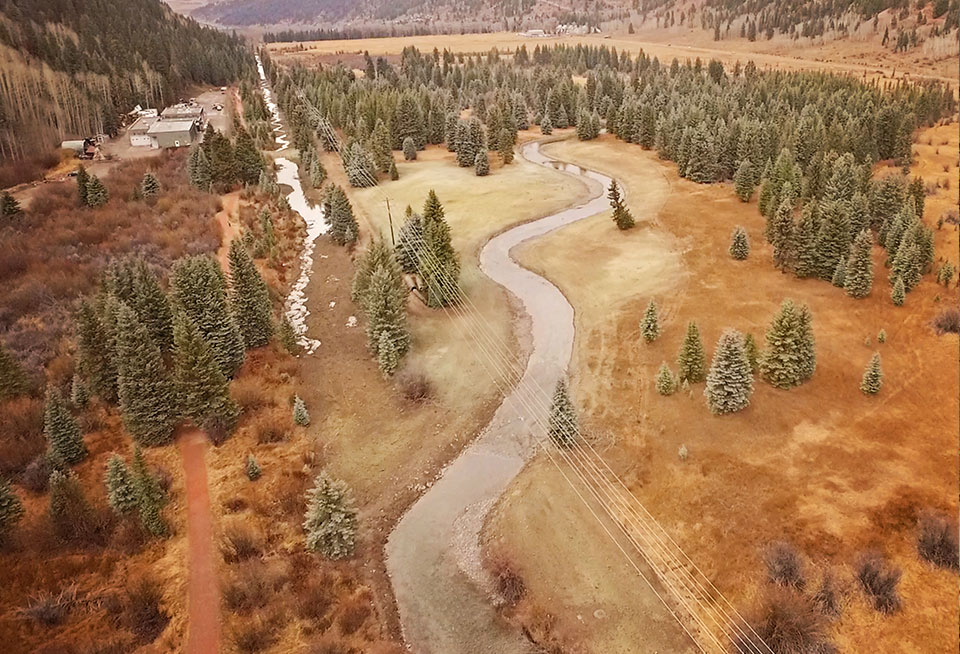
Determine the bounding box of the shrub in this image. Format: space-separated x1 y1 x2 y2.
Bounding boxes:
293 395 310 426
732 589 833 654
21 454 53 492
124 577 170 644
297 574 336 624
253 410 292 444
233 612 279 653
492 560 526 607
221 521 264 563
21 586 77 626
0 397 45 475
764 542 806 590
932 308 959 334
855 552 902 614
303 472 357 559
917 512 959 570
812 570 843 618
336 592 372 635
396 369 431 402
223 560 285 613
245 455 262 481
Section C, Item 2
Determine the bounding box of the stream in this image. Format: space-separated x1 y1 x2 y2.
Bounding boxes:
385 140 614 654
256 55 324 355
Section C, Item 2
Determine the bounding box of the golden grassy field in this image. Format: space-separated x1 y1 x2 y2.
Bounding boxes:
487 127 959 653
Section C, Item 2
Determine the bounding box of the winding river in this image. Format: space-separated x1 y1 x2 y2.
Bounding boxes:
385 140 615 654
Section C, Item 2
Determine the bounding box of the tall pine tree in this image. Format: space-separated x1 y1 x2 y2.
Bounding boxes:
705 330 753 415
228 239 274 349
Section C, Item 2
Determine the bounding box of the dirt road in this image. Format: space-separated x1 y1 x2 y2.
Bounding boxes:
180 430 220 654
384 141 621 654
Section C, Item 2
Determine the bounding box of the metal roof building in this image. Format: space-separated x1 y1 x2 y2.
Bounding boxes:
146 118 199 149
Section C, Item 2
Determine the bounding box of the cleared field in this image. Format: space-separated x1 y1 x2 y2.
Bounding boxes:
267 30 957 84
488 130 959 653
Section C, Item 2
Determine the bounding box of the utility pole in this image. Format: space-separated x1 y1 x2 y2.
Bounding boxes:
385 197 396 245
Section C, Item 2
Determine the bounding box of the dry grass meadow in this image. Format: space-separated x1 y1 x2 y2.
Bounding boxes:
486 127 959 653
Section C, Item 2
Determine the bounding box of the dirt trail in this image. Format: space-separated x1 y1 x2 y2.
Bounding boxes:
215 192 241 269
179 429 220 654
385 140 632 654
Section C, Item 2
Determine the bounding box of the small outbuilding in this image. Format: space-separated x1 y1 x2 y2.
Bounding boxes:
161 103 205 123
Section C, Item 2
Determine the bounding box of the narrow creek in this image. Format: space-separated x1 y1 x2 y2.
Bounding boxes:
385 140 614 654
256 55 324 354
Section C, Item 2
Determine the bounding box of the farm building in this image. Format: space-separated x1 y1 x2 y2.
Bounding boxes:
128 116 159 147
147 119 199 149
161 103 204 122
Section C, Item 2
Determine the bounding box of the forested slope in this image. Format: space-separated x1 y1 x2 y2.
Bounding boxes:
0 0 253 161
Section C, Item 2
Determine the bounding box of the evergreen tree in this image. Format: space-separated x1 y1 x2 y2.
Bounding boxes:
228 239 274 348
540 113 553 135
656 363 677 396
343 141 378 188
844 230 874 298
245 455 261 481
641 300 660 343
743 333 759 373
797 304 816 382
131 450 168 538
729 226 750 260
474 149 490 176
105 257 175 353
365 266 411 374
890 239 922 292
352 238 397 307
392 92 426 149
0 478 23 540
104 454 138 515
324 185 360 247
188 146 212 191
171 255 246 378
309 157 327 188
831 256 847 288
395 209 424 274
734 160 756 201
498 128 515 164
548 378 578 447
371 119 393 172
685 125 717 183
85 175 109 207
402 137 417 161
44 388 86 464
608 180 635 230
389 160 399 181
793 204 822 279
419 190 460 308
173 312 239 436
278 315 299 354
759 299 814 389
0 341 27 399
140 173 160 200
815 201 851 280
556 105 569 129
891 276 905 306
70 374 88 407
293 395 310 426
769 197 795 270
677 321 706 383
76 165 90 206
1 191 22 218
49 469 92 541
115 302 177 446
303 471 357 559
860 353 883 395
75 298 118 402
704 329 754 415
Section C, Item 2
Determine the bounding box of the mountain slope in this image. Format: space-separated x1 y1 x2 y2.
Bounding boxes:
0 0 253 161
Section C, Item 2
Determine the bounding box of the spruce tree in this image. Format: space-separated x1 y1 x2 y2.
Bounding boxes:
769 197 795 271
548 378 578 447
279 315 299 354
814 201 851 280
641 300 660 343
114 302 178 446
890 240 922 292
729 226 750 260
104 454 138 515
309 157 327 189
377 331 402 377
608 180 635 230
677 321 707 383
0 478 24 540
44 387 86 464
474 150 490 176
0 191 21 218
140 173 160 200
371 119 393 172
420 190 460 308
189 146 212 191
656 363 677 396
389 160 399 180
0 341 27 399
245 455 261 481
734 160 756 201
793 204 821 278
797 304 816 382
85 175 109 207
498 128 515 164
130 447 168 537
228 239 274 348
105 257 175 353
173 312 239 437
844 230 874 298
759 300 802 389
75 298 118 402
70 374 88 407
365 266 411 373
831 256 847 288
171 255 245 377
324 185 360 247
860 353 883 395
704 329 754 415
76 165 90 206
303 471 357 559
891 276 905 306
395 209 424 275
540 113 553 135
293 395 310 426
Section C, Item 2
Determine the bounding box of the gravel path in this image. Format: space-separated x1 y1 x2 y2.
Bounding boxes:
385 139 614 654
